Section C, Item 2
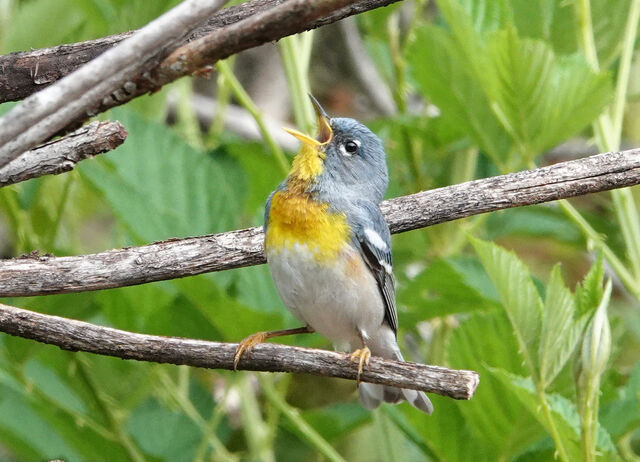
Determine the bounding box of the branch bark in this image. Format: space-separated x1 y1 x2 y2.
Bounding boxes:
0 121 127 187
0 303 479 400
0 0 228 168
1 148 638 297
0 0 400 105
0 0 399 167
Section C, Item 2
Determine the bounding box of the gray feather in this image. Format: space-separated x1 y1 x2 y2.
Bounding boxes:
352 201 398 335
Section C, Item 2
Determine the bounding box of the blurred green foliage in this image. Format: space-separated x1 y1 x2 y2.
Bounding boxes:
0 0 640 461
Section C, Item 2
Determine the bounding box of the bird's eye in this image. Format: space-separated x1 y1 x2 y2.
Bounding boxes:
343 140 360 155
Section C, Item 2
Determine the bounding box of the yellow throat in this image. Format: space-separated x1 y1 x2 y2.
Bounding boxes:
265 115 349 262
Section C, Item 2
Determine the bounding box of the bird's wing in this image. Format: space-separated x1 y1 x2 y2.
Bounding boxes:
354 202 398 335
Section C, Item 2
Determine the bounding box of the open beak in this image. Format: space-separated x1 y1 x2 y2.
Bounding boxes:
283 94 333 147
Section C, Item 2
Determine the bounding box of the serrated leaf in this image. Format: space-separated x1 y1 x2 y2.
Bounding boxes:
486 29 612 160
538 265 584 387
407 25 511 165
454 0 512 33
471 238 542 375
412 0 613 168
489 368 617 456
444 311 545 459
452 0 631 68
576 253 605 316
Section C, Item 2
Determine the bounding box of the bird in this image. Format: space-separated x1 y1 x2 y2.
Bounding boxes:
233 95 433 414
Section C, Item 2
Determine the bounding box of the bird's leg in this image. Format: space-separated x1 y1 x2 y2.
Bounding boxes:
233 325 314 370
349 332 371 386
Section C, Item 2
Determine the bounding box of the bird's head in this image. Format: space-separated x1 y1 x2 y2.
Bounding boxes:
284 95 389 203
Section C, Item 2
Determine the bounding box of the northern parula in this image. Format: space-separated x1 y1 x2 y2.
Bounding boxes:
234 95 433 414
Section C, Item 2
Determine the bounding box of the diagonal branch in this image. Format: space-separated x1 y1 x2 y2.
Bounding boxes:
0 121 127 187
0 0 397 167
0 148 639 297
0 303 479 400
0 0 400 105
0 0 229 168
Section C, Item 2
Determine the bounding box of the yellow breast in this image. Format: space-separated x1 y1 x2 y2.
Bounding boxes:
265 189 349 262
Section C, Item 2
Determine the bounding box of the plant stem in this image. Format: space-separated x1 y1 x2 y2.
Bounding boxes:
574 0 601 72
280 33 316 134
46 173 74 250
156 370 237 462
536 387 571 462
259 375 347 462
216 60 289 175
575 0 640 293
238 374 275 462
579 381 598 462
611 0 640 145
557 199 640 299
387 14 426 192
75 359 147 462
209 56 235 141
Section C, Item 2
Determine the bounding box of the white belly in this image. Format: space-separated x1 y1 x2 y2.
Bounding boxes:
266 243 385 347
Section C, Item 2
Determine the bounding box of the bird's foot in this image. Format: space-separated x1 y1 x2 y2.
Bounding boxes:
349 346 371 386
233 332 268 370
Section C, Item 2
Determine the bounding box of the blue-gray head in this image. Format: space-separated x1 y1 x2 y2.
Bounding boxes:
284 95 389 204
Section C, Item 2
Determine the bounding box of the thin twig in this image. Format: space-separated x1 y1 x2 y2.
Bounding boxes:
0 0 228 168
0 303 479 400
0 0 400 166
0 147 639 296
0 121 127 187
0 0 400 104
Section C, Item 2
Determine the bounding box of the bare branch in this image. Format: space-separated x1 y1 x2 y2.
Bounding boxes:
0 0 400 162
0 0 400 105
0 121 127 187
1 148 639 297
0 0 228 168
0 303 479 399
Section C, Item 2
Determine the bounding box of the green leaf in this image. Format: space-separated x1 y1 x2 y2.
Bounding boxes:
2 0 87 52
411 0 613 168
490 368 617 456
300 403 370 442
453 0 512 34
575 253 605 316
407 25 511 165
486 206 583 243
538 265 584 387
173 277 285 342
399 258 496 319
79 108 245 243
402 393 483 462
23 359 87 415
127 398 201 462
445 311 545 459
471 238 542 375
0 387 83 461
601 359 640 437
485 28 612 159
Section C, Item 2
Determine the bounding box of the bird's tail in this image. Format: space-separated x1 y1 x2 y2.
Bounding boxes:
356 330 433 415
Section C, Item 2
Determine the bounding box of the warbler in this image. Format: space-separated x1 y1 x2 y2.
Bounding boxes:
234 95 433 414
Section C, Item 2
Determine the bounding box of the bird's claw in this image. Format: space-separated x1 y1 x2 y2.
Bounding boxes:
233 332 268 370
349 346 371 386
